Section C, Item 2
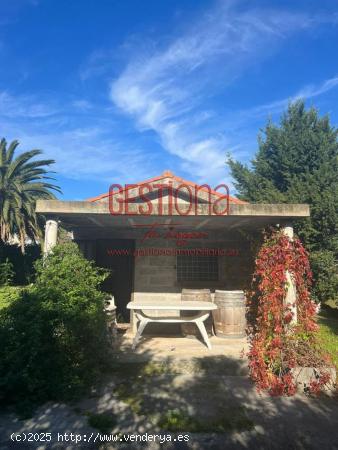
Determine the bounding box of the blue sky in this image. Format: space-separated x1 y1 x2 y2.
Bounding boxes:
1 0 338 200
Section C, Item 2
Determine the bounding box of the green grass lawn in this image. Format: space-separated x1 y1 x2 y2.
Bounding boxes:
317 305 338 370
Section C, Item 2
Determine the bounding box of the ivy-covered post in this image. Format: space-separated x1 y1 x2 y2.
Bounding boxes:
44 219 58 255
248 227 332 395
282 224 297 324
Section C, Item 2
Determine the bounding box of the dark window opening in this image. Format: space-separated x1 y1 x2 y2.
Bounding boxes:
177 255 219 282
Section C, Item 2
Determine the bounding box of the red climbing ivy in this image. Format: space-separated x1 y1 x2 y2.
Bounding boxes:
247 228 332 396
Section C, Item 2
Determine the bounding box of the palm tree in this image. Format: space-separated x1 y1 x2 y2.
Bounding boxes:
0 138 61 253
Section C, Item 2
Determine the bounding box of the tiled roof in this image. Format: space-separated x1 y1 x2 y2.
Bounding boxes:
86 170 247 204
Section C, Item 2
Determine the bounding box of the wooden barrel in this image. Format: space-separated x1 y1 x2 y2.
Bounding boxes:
212 290 246 338
181 289 212 337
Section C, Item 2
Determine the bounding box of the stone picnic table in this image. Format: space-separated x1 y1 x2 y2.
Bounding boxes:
127 300 217 350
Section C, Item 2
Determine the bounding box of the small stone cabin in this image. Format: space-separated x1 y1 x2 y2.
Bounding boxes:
36 171 309 328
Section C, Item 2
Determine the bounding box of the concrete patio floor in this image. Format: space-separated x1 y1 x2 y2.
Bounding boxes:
112 325 248 361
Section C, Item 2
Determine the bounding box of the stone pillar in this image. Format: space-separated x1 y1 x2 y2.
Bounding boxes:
282 224 297 324
44 219 58 255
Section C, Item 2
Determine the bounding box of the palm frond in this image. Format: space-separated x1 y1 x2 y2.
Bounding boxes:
0 138 7 166
6 140 20 164
0 139 62 252
6 150 43 181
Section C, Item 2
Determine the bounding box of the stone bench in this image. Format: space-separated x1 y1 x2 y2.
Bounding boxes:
127 300 217 350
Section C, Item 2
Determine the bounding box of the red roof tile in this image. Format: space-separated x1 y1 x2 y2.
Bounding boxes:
86 171 247 205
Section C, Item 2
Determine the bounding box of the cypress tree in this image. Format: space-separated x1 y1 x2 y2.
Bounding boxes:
228 100 338 304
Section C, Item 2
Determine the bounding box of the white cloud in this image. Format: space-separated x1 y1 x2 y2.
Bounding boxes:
0 117 154 185
72 99 93 111
2 2 338 194
79 49 116 81
110 2 325 185
0 91 58 118
0 84 161 191
240 75 338 120
296 76 338 99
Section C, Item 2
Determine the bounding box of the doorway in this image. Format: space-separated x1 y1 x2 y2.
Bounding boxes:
96 239 135 322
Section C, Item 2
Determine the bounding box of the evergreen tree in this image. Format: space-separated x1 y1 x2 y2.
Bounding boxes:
228 100 338 304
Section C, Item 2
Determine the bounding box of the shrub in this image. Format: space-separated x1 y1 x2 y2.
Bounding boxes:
0 258 14 286
0 243 41 285
0 243 110 409
0 286 22 309
310 250 338 305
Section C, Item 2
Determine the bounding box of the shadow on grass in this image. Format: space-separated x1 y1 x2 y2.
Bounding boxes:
318 304 338 336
